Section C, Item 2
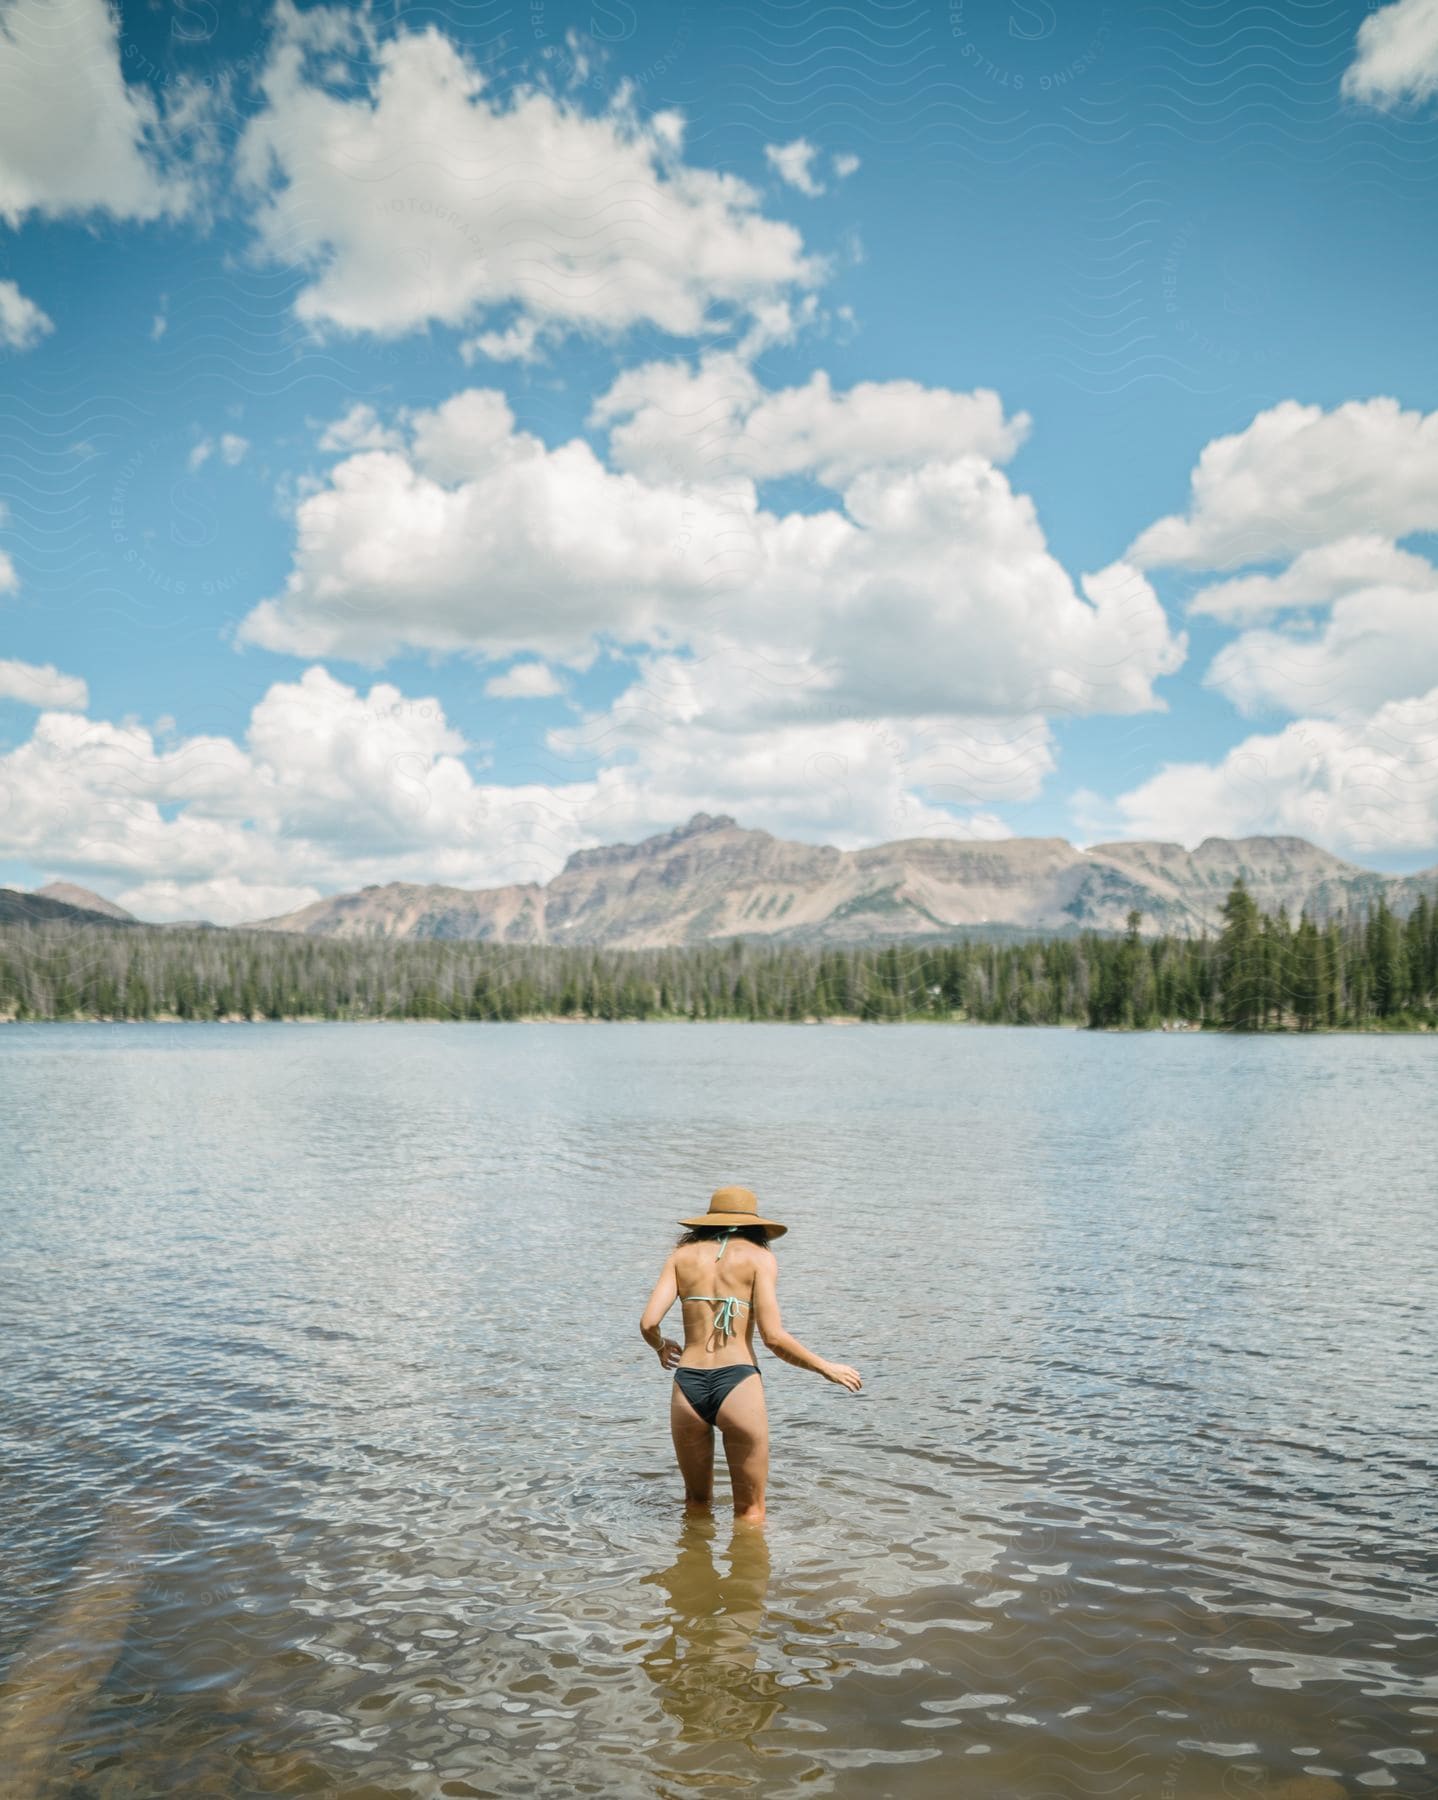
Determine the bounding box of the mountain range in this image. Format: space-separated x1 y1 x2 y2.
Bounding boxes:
223 814 1434 947
14 816 1434 946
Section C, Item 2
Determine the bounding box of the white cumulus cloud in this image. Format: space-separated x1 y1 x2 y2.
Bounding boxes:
460 317 545 365
0 277 53 350
0 0 199 225
0 667 576 921
1190 536 1437 623
1105 401 1438 854
765 139 825 196
236 14 821 344
1207 565 1438 719
1100 686 1438 856
1129 398 1438 571
0 657 88 710
239 398 748 665
484 661 564 699
593 355 1029 487
238 378 1183 724
317 404 404 454
547 651 1058 846
1202 543 1438 720
1342 0 1438 107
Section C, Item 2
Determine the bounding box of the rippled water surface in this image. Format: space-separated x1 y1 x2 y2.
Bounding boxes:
1 1023 1435 1798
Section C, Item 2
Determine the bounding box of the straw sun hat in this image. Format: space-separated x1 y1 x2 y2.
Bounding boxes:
678 1184 787 1239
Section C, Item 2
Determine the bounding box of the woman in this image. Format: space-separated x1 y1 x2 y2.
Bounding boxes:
640 1185 863 1524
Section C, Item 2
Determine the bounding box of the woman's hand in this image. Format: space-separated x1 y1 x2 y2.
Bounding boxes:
821 1362 863 1392
657 1337 684 1370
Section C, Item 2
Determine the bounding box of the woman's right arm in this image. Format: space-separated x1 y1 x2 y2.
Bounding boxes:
751 1253 862 1391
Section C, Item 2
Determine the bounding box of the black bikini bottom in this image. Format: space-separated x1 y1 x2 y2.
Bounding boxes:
674 1363 761 1427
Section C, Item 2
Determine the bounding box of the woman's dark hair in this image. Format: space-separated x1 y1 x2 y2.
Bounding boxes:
676 1225 774 1250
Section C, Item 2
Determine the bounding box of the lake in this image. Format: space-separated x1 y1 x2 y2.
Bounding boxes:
0 1023 1434 1798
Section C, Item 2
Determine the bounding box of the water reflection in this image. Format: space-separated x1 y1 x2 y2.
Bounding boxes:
640 1517 783 1744
0 1504 147 1800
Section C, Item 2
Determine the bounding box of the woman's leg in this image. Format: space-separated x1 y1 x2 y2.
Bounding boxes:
670 1380 715 1512
716 1376 769 1525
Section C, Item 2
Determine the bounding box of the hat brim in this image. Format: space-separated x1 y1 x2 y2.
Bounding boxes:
678 1212 787 1238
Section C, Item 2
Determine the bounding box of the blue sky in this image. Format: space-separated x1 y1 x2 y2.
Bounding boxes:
1 0 1437 920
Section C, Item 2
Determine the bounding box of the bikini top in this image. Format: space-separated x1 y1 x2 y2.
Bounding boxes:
679 1227 752 1339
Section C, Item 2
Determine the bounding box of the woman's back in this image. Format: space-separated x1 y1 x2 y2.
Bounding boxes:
673 1236 768 1368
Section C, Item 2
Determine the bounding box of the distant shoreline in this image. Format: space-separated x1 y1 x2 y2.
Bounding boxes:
1 1013 1431 1034
6 886 1435 1031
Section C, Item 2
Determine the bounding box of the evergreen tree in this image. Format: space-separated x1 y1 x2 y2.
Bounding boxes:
1367 898 1403 1019
1291 914 1322 1030
1219 880 1263 1030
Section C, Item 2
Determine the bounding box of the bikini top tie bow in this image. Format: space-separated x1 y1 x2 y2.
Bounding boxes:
679 1229 749 1339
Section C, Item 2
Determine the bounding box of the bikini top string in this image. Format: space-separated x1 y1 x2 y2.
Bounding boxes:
681 1228 745 1336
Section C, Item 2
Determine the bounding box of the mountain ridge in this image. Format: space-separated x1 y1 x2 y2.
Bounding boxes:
244 815 1437 947
0 888 142 930
34 881 136 922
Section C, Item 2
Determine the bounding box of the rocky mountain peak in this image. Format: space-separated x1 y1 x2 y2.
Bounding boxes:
560 811 744 874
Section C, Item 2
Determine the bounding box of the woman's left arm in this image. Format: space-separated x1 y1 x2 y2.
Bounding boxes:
640 1257 682 1367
